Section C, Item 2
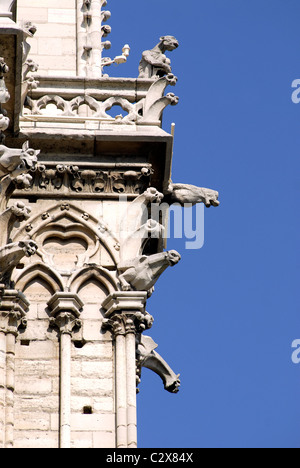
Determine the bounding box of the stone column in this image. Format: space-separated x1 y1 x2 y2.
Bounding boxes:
0 288 29 448
48 293 83 449
89 0 102 78
76 0 111 78
102 292 152 449
0 286 6 448
76 0 88 77
125 317 139 448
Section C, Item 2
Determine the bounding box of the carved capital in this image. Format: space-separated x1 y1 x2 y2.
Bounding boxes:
0 288 29 335
103 311 153 337
102 292 153 336
50 311 81 336
47 293 83 336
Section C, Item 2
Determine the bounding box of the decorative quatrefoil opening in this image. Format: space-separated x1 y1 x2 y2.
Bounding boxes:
43 236 88 271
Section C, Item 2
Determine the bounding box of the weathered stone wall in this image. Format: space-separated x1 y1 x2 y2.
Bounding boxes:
17 0 77 77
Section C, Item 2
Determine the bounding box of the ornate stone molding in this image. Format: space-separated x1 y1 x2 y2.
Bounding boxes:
12 162 153 198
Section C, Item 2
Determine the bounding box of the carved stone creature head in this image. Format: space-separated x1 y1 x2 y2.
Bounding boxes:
166 250 181 266
20 141 39 171
11 201 32 221
20 240 38 257
203 189 220 207
0 240 38 285
23 22 37 38
159 36 179 52
0 141 39 179
144 187 164 204
14 173 33 189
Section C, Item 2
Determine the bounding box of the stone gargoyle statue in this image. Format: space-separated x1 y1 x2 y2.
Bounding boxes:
165 182 220 208
0 140 40 181
0 202 32 246
139 36 179 79
0 240 38 284
118 250 181 297
136 335 181 394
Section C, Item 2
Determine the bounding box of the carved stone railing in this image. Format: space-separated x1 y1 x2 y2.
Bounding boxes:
22 74 179 128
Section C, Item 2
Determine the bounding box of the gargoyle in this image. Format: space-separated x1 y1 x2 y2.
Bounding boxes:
22 22 37 65
139 36 179 79
0 140 39 180
0 240 37 285
118 250 181 296
140 73 179 123
165 183 220 208
0 202 32 246
137 335 181 394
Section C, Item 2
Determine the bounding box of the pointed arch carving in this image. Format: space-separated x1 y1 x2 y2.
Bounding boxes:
13 262 64 294
68 265 118 295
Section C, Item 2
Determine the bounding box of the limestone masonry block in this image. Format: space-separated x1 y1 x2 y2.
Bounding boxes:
48 9 76 24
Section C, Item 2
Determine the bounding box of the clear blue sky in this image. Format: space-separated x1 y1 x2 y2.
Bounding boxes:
109 0 300 448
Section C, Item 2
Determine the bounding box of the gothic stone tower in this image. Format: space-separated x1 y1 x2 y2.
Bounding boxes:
0 1 219 448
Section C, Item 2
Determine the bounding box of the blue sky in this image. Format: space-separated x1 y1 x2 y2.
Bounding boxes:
108 0 299 448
